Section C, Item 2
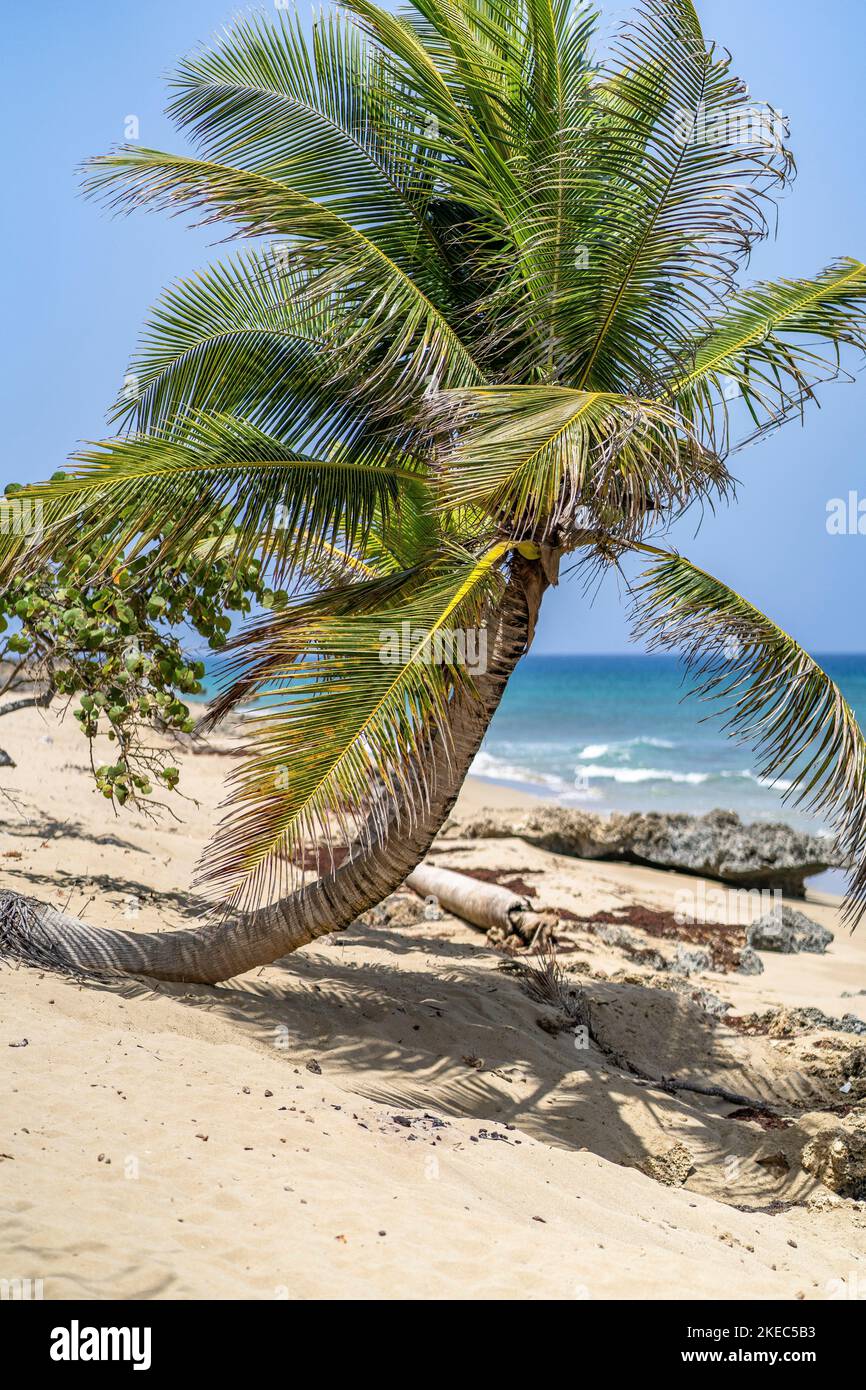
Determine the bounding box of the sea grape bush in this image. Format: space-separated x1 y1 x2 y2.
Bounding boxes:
0 478 270 809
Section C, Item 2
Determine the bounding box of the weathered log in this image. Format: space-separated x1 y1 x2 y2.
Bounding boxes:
405 861 556 947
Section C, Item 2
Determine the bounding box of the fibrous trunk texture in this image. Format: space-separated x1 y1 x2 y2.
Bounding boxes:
0 560 544 984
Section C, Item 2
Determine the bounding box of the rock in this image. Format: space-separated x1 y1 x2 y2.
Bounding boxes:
784 1032 866 1106
801 1126 866 1199
747 905 834 954
762 1007 866 1039
594 923 638 951
361 893 427 930
737 946 765 976
688 988 733 1018
592 922 667 972
670 945 713 976
636 1141 694 1187
442 808 837 896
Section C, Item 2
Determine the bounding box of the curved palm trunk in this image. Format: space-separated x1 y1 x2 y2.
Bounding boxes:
0 559 545 984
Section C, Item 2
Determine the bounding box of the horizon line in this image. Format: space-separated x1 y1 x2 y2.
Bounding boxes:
526 649 866 659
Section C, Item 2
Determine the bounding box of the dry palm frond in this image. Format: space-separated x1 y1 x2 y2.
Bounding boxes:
431 383 729 538
500 948 591 1029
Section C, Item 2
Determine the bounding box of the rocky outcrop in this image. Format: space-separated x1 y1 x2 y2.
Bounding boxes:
766 1007 866 1038
747 905 834 954
441 807 838 896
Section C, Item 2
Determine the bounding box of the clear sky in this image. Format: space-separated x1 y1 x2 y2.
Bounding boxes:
3 0 865 653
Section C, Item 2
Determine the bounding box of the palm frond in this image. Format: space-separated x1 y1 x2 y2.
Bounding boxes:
108 249 341 435
563 0 792 392
106 248 402 440
197 541 510 908
341 0 526 219
82 147 483 399
672 259 866 452
0 413 425 586
192 524 385 584
433 384 727 537
631 550 866 924
167 8 448 261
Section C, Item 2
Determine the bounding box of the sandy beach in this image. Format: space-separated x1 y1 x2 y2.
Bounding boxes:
2 701 865 1300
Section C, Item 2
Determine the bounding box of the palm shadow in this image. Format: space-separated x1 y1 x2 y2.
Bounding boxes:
77 914 825 1209
0 864 210 920
0 810 143 852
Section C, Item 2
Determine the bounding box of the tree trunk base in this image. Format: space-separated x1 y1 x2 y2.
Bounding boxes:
0 892 92 977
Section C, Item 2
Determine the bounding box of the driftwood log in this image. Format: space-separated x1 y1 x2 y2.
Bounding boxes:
405 862 557 949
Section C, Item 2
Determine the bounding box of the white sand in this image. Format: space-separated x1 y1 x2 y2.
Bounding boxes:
1 703 865 1299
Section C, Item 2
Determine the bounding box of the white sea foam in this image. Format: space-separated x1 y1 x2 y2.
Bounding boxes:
745 770 795 793
469 750 567 792
473 750 795 798
576 736 676 760
577 764 710 785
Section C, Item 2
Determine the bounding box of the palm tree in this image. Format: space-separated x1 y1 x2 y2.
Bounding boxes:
3 0 866 984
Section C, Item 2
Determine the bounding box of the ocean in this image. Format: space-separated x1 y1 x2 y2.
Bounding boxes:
470 652 866 835
193 650 866 836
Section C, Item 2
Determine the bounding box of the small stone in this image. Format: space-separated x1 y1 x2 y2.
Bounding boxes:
636 1142 694 1188
670 946 712 977
737 946 764 976
801 1126 866 1198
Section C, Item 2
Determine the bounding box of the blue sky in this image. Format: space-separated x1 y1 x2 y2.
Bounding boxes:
3 0 865 653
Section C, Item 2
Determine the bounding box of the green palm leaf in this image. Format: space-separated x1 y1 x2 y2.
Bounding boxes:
672 259 866 450
0 413 424 585
106 248 421 441
568 0 792 393
198 541 509 907
108 249 345 435
631 549 866 923
167 9 448 261
342 0 525 219
83 147 483 397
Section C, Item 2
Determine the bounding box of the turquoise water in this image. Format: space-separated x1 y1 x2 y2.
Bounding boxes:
471 653 866 833
193 650 866 834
